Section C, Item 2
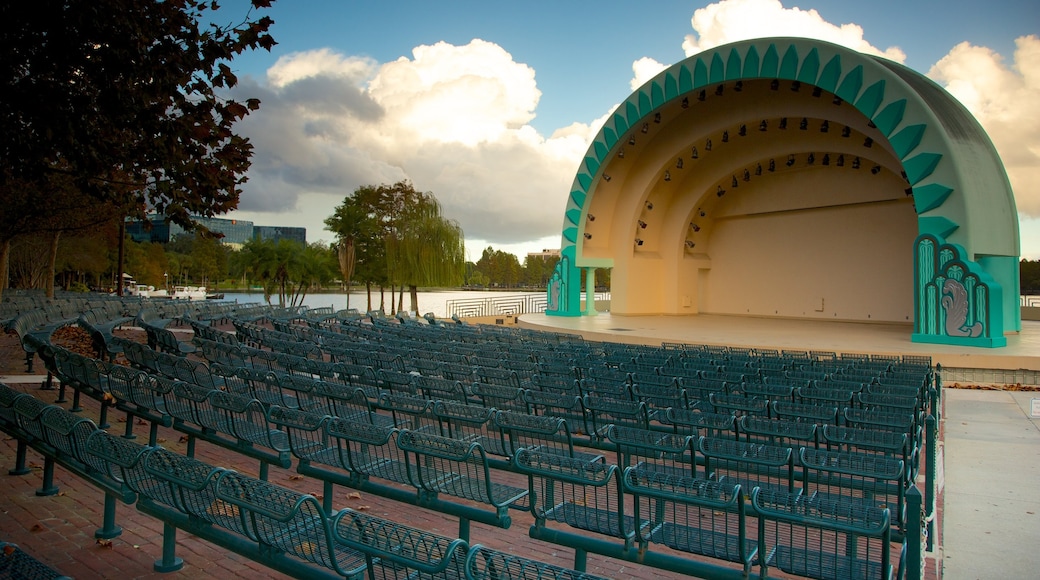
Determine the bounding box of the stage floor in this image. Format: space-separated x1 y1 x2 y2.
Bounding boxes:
517 312 1040 372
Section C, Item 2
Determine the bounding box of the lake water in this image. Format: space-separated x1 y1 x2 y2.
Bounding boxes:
220 290 547 319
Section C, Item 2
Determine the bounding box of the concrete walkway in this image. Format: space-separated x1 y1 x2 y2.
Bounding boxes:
941 388 1040 579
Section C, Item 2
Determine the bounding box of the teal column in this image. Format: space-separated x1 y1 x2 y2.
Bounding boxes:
584 267 598 316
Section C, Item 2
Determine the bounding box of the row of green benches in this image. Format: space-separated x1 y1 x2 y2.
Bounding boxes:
0 383 607 580
181 334 928 444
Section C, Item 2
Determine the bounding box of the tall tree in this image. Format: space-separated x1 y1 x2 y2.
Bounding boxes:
0 0 275 298
327 181 464 315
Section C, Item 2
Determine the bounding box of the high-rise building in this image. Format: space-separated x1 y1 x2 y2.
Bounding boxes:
125 214 304 247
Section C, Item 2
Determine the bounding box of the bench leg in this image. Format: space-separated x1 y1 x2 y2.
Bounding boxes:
54 379 68 403
573 548 588 573
459 518 471 544
8 440 31 476
322 480 333 514
259 461 269 481
186 435 196 458
122 412 137 440
70 389 83 413
148 422 160 447
95 493 122 539
98 402 111 430
36 457 59 496
25 353 34 373
153 522 184 573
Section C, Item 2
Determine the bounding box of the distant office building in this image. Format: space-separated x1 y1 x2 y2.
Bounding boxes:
527 249 561 261
126 214 304 247
253 225 307 245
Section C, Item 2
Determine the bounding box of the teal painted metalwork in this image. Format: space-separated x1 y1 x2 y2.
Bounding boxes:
913 234 1006 347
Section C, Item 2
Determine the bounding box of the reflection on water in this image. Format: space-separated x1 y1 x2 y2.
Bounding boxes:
220 290 545 319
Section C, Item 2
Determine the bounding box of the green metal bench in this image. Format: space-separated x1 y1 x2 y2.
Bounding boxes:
3 394 135 539
160 378 291 477
77 308 134 361
799 448 907 537
333 508 468 578
659 406 736 438
698 436 798 496
464 544 611 580
432 400 508 457
753 488 893 580
605 424 695 478
132 447 368 579
581 395 649 439
514 448 637 551
397 429 528 518
494 410 603 463
622 467 757 576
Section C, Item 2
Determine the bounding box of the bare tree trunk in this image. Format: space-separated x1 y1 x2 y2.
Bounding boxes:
379 286 385 314
0 238 10 301
116 221 126 297
409 285 419 314
366 281 372 312
398 284 404 314
45 230 61 299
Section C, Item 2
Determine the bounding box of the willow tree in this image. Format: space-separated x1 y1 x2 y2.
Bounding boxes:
327 181 465 315
388 197 465 314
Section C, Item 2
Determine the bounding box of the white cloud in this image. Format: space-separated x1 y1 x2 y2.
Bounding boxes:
230 40 590 250
927 35 1040 218
631 57 669 91
680 0 906 63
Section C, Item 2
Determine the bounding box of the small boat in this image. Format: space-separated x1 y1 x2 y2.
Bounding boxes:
170 286 208 300
118 274 169 298
206 292 225 300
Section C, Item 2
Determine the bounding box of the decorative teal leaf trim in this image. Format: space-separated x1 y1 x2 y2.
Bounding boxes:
565 209 582 226
649 82 663 109
664 72 678 100
855 80 886 118
612 113 628 136
576 173 592 191
709 53 725 83
835 65 863 104
694 58 708 87
742 45 760 77
873 99 907 137
889 124 926 159
679 64 693 93
797 48 820 84
818 55 842 93
912 184 954 214
761 44 779 78
562 227 577 243
904 152 943 185
625 101 639 125
779 45 799 78
584 156 599 176
569 189 586 207
726 48 742 80
638 91 652 117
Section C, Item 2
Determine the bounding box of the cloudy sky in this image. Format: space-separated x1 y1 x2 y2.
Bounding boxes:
218 0 1040 260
